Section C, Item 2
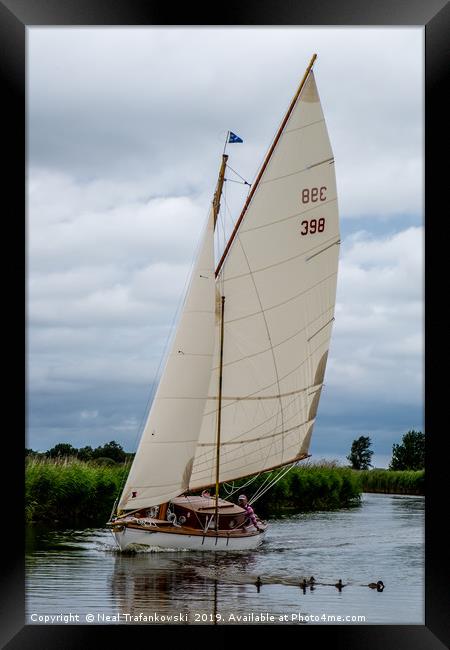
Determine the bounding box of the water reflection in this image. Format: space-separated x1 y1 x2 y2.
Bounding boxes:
109 551 258 619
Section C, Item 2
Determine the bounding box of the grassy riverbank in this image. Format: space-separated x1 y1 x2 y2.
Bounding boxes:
25 457 127 525
357 468 424 495
25 458 424 526
225 463 362 517
25 458 362 525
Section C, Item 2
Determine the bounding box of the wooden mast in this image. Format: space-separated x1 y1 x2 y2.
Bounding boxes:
215 53 317 278
213 154 228 228
211 153 228 529
214 294 226 530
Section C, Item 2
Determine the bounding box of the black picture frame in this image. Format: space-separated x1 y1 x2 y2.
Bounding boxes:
2 1 448 647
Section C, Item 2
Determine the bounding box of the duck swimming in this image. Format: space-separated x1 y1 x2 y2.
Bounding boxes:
300 578 308 591
368 580 384 592
335 579 345 590
255 576 262 592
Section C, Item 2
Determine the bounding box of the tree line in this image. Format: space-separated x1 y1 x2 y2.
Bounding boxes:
26 429 425 472
346 430 424 471
25 440 134 464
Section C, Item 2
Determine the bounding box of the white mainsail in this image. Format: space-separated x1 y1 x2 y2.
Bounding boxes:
189 69 340 489
118 211 216 510
117 63 339 510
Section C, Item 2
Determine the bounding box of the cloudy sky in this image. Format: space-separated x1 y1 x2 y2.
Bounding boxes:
27 27 424 467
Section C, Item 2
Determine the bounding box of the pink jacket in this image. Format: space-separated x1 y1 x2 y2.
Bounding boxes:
244 503 258 527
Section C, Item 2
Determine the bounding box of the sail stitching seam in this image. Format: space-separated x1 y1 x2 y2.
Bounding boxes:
224 269 338 324
192 438 311 479
282 117 325 134
196 389 317 455
202 336 329 417
224 233 339 280
219 304 334 368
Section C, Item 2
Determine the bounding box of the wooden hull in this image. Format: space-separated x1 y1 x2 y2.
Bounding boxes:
112 524 266 551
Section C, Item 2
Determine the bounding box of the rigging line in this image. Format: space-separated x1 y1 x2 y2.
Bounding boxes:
225 163 251 186
249 463 298 505
221 188 238 242
240 470 275 503
249 466 286 503
221 471 262 499
223 471 264 497
225 178 250 186
191 442 310 487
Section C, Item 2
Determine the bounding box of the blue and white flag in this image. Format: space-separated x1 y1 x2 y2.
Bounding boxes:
228 131 243 143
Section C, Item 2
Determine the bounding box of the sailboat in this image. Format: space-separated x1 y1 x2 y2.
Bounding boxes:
107 54 340 551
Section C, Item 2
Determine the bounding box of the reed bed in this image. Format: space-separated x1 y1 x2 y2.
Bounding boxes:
25 456 128 525
26 457 422 528
357 469 424 495
220 462 362 516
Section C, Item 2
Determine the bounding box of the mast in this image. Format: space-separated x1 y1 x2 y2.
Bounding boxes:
214 294 225 529
212 153 228 528
215 53 318 277
212 154 228 228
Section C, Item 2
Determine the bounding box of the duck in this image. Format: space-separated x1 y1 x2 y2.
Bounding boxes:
255 576 263 591
335 579 345 590
368 580 384 592
308 576 316 585
300 578 308 591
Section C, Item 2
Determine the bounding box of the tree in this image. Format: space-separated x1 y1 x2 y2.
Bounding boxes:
347 436 373 470
92 440 126 463
389 430 425 470
46 443 78 458
77 446 94 462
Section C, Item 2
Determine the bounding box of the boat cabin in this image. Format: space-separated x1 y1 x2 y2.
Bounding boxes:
170 495 247 530
127 495 247 531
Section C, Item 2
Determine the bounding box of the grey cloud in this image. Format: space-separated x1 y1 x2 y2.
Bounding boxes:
27 27 424 456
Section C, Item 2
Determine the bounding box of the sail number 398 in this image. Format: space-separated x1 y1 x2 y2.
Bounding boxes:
300 218 325 235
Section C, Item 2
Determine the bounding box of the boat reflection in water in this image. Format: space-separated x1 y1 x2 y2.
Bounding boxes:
109 551 258 623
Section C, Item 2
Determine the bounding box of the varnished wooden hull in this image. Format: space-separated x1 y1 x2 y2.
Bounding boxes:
112 524 266 551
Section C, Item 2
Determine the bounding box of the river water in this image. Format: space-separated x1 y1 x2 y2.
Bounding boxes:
26 493 424 626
